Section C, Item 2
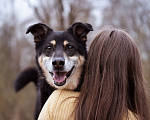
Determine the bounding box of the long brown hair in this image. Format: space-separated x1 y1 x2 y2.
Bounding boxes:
74 27 150 120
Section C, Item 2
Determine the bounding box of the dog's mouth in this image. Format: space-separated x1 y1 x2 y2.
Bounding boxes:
49 66 74 86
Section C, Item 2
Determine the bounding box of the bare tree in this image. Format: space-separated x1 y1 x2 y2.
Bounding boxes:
26 0 93 30
0 0 36 120
101 0 150 84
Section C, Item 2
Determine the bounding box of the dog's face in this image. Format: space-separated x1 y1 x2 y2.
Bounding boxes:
26 22 93 90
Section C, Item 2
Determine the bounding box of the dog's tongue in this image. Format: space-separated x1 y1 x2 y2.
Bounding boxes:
53 72 66 83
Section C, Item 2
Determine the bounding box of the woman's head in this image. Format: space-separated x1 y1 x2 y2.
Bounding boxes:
75 27 149 120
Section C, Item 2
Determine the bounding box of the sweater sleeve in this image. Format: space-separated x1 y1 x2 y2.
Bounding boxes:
38 90 79 120
123 109 139 120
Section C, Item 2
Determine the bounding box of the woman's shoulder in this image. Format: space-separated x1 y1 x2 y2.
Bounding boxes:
38 90 79 120
52 89 80 99
123 109 139 120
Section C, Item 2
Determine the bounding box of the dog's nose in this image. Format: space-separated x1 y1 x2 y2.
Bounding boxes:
52 58 65 68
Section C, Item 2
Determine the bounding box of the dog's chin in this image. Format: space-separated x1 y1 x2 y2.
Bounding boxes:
54 78 66 86
49 66 75 87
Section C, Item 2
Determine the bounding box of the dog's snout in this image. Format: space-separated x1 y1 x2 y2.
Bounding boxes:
52 58 65 68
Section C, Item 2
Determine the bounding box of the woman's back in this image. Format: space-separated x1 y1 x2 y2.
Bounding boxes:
74 27 150 120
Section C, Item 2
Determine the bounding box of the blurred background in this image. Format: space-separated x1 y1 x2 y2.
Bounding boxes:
0 0 150 119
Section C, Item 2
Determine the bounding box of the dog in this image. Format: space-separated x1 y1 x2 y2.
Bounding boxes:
14 22 93 119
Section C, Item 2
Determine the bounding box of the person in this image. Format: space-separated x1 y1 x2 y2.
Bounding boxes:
38 27 150 120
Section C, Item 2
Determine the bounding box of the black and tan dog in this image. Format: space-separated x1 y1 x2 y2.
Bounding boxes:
14 22 93 119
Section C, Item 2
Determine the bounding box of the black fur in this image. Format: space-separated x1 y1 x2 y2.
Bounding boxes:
14 67 38 92
14 22 93 120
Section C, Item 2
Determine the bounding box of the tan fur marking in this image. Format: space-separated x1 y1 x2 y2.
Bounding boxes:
38 55 54 87
65 55 85 90
63 40 69 46
51 40 56 46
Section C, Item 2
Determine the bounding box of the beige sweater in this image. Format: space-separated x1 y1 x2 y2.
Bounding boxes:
38 90 137 120
38 90 79 120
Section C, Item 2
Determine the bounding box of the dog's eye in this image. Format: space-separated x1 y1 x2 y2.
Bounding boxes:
67 45 74 50
46 46 52 51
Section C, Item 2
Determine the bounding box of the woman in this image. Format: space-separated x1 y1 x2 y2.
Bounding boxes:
38 27 150 120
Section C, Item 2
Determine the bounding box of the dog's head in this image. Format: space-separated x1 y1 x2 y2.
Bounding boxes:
26 22 93 90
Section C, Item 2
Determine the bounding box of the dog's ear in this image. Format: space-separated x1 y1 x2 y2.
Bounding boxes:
67 22 93 41
26 23 53 43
